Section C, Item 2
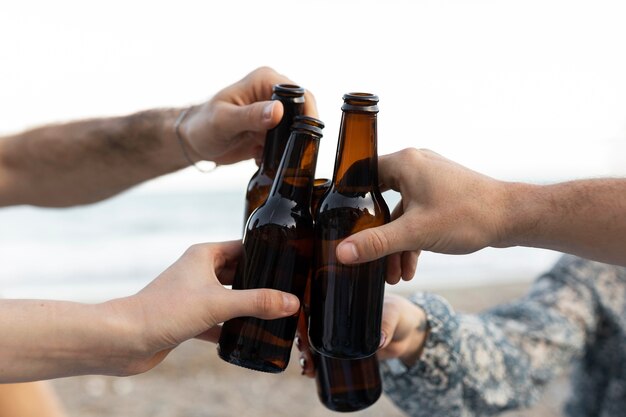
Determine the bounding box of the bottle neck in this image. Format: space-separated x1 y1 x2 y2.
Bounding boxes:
269 130 320 207
332 111 379 190
259 97 305 174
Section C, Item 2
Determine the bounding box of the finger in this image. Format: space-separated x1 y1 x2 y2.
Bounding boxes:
194 326 223 343
211 287 300 324
377 152 406 193
303 89 319 118
390 201 404 221
379 300 401 351
207 240 243 280
336 216 422 265
401 250 420 281
386 252 402 284
218 100 285 136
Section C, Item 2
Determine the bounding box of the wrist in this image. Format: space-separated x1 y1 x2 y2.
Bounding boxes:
93 297 150 376
122 108 190 173
493 181 542 249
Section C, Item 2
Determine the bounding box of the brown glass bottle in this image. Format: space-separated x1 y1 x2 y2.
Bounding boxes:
296 179 382 412
309 93 390 359
244 84 305 225
218 116 323 373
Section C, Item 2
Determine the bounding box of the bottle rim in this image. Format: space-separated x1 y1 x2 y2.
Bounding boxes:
341 92 379 113
291 115 324 138
273 84 306 97
313 178 331 190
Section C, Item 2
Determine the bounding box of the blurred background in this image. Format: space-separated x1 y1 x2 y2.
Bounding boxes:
1 0 625 416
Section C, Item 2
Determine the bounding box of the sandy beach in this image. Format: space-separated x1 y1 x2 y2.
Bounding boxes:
51 282 569 417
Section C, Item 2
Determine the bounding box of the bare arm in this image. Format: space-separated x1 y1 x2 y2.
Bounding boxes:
0 109 184 206
503 179 626 265
0 66 317 207
0 241 300 383
336 149 626 279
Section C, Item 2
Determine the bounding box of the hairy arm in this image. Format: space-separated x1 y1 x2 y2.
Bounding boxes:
337 149 626 278
503 179 626 265
0 109 185 207
0 66 316 208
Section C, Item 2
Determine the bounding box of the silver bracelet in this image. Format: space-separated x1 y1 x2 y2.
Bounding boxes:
174 106 217 173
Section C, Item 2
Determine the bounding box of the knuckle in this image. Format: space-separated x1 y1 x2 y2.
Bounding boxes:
254 66 276 77
184 243 204 258
400 147 423 164
254 289 276 314
365 228 390 257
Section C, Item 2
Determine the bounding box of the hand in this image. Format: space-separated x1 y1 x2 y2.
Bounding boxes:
377 294 428 367
180 66 318 166
336 148 508 280
297 293 428 376
108 241 301 375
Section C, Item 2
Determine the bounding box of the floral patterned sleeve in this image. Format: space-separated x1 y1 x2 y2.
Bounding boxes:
380 255 623 417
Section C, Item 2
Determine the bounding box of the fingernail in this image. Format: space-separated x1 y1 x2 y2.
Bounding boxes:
338 242 359 263
283 294 299 313
299 356 307 371
263 102 274 120
295 336 302 351
379 332 387 348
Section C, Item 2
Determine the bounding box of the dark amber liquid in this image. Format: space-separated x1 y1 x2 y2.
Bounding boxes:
219 197 313 373
316 354 382 412
244 93 304 223
244 174 273 221
297 280 382 412
310 203 388 359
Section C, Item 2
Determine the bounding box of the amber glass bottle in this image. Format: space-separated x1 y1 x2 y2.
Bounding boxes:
244 84 305 224
296 179 382 412
309 93 390 359
218 116 323 373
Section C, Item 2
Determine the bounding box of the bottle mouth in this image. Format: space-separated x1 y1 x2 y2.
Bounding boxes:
313 178 331 190
273 84 306 97
341 93 379 113
291 115 324 138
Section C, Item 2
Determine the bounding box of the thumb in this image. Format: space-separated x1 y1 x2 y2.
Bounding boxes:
212 287 300 324
376 300 401 360
336 217 420 264
227 100 285 134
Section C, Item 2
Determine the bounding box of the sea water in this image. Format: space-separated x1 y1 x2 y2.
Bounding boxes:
0 188 559 302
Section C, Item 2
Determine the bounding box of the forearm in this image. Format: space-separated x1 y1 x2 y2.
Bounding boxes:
0 109 188 207
0 298 140 382
502 179 626 265
382 267 595 417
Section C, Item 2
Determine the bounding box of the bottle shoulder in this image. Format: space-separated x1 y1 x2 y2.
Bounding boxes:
317 188 389 213
247 196 313 230
247 169 275 189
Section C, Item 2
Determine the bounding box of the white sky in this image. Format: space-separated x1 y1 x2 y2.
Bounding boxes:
1 0 625 192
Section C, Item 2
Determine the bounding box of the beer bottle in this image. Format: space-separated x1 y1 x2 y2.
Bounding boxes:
244 84 305 224
296 179 382 412
315 354 382 412
309 93 390 359
218 115 323 373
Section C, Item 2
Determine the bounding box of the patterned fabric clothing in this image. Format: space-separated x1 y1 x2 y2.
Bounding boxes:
381 255 626 417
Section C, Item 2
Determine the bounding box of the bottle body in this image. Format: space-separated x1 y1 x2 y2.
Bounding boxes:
244 84 305 224
218 213 313 372
309 93 390 359
297 179 382 412
315 354 382 412
219 116 323 373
